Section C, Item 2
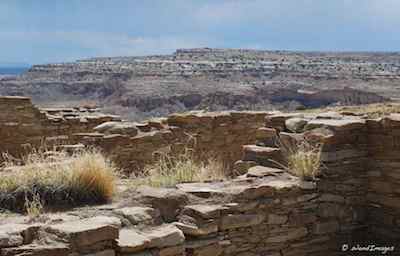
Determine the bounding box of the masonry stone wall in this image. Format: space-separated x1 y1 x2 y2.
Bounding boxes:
1 96 400 255
0 170 361 256
0 96 118 159
366 115 400 242
0 97 267 174
76 111 268 174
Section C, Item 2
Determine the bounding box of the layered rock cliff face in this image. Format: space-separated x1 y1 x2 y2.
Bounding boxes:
1 96 400 255
0 48 393 120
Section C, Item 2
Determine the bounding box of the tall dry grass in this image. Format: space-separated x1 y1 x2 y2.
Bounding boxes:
138 148 228 187
279 140 322 180
0 149 117 213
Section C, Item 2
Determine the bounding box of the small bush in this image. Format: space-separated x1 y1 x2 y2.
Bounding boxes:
139 149 228 187
281 141 322 180
0 149 117 212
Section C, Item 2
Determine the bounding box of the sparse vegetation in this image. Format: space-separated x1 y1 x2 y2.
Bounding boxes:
280 141 322 180
0 149 117 212
137 148 228 187
24 193 44 218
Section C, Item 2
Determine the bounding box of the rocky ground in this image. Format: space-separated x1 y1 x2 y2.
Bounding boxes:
1 48 398 120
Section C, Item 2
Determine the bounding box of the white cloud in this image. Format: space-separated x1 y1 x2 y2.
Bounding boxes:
0 30 206 62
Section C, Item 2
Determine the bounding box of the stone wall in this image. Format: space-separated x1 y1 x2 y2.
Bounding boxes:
1 96 400 255
366 114 400 242
234 111 400 250
0 97 268 174
0 167 359 256
72 111 268 174
0 96 119 159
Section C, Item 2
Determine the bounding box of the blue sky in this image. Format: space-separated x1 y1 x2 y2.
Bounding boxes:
1 0 400 64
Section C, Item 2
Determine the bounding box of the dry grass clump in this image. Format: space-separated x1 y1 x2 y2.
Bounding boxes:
138 149 228 187
24 193 44 218
0 149 117 213
281 141 322 181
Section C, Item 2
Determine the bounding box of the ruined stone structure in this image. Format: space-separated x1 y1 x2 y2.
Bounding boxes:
0 97 267 173
0 96 119 159
1 96 400 255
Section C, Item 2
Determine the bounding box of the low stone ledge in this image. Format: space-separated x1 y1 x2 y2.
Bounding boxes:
45 216 121 249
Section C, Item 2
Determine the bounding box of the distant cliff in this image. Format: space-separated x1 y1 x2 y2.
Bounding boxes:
0 48 394 120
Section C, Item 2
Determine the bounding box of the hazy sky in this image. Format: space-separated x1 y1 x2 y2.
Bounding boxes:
1 0 400 64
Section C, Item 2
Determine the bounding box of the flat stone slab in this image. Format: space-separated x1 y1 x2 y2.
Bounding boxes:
117 229 150 253
176 183 225 198
117 224 185 252
182 204 225 219
0 224 32 248
305 119 365 131
45 216 121 248
143 224 185 249
174 220 218 237
114 207 160 225
243 145 281 157
246 166 285 178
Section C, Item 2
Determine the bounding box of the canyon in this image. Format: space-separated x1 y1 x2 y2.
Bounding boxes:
0 48 397 120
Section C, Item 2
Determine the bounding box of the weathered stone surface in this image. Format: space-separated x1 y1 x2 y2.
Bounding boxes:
266 227 308 243
45 216 121 248
242 145 281 161
313 221 339 234
157 245 184 256
246 166 284 178
176 183 225 198
114 207 160 225
268 214 288 225
182 204 224 219
117 229 150 253
190 243 223 256
174 221 218 237
137 186 188 222
94 121 139 136
83 249 115 256
220 214 265 230
319 194 345 203
1 243 70 256
233 160 258 175
144 224 185 249
0 224 28 248
285 117 308 132
305 119 365 131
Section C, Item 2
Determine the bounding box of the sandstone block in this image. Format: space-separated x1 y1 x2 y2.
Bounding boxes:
220 214 265 230
114 207 160 225
138 186 188 222
45 216 121 249
182 204 224 219
144 224 185 249
285 117 308 132
117 229 150 253
174 221 218 237
94 121 138 136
